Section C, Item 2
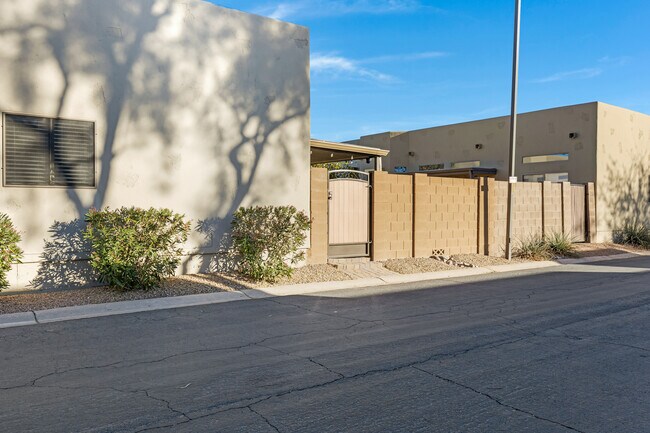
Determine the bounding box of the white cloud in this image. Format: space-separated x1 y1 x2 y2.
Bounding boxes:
311 50 448 82
255 0 434 20
532 68 602 84
360 51 448 64
311 54 395 82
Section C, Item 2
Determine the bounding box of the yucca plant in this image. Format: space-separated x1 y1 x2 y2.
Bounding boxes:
545 231 577 257
618 222 650 249
513 234 551 261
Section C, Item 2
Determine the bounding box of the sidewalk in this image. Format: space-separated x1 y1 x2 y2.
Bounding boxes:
1 252 646 329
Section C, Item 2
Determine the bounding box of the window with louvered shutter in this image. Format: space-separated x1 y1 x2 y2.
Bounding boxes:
3 113 95 187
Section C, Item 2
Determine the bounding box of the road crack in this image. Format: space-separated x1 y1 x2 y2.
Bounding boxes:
412 366 587 433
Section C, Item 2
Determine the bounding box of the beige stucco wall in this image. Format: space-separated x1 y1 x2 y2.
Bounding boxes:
358 103 599 184
0 0 310 289
596 103 650 241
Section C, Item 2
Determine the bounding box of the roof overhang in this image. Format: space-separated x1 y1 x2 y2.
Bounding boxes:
310 138 389 164
424 167 498 179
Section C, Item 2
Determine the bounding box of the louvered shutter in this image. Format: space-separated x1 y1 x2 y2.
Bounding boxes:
4 114 50 186
3 113 95 187
51 119 95 187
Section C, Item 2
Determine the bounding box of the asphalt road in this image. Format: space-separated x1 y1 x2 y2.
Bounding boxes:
1 256 649 433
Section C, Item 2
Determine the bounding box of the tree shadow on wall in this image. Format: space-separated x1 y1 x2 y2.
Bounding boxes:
30 219 99 291
3 0 309 286
604 156 650 239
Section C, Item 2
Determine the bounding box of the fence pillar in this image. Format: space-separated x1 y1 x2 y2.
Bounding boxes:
370 171 389 261
485 178 499 256
560 181 572 235
586 182 597 243
307 167 328 264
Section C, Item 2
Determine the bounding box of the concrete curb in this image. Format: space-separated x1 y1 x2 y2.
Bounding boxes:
0 312 37 329
0 252 647 329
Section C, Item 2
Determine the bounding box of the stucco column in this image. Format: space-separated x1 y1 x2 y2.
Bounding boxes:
586 182 597 243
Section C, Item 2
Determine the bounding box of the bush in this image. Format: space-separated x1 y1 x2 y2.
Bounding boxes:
617 222 650 249
545 231 577 257
0 213 23 291
84 207 191 291
513 234 551 261
230 206 310 282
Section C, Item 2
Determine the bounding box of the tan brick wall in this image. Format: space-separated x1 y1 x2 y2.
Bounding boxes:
413 175 480 256
488 180 508 256
307 167 328 264
489 180 546 256
371 172 576 260
542 181 563 235
372 171 413 261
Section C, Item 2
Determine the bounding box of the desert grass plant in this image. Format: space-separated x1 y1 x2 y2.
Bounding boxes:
0 213 23 291
617 221 650 249
513 234 551 261
84 207 191 291
545 231 577 257
230 205 310 282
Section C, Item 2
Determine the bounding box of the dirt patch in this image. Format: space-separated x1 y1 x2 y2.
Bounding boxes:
383 257 457 274
0 265 350 315
571 243 647 258
450 254 528 267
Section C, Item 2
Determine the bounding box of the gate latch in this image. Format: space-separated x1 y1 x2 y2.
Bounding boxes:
328 191 333 200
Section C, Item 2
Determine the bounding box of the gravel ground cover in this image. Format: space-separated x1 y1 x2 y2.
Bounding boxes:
382 257 457 274
572 243 647 258
0 264 350 315
450 254 528 267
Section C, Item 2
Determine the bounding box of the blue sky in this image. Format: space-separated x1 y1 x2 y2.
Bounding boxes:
212 0 650 142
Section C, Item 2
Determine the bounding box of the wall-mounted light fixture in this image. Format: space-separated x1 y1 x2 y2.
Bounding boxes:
569 132 579 139
475 143 484 150
408 151 415 157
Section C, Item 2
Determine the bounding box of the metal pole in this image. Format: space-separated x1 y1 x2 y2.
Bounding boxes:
506 0 521 260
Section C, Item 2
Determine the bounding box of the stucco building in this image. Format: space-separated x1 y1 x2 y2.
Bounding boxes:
0 0 310 289
352 102 650 242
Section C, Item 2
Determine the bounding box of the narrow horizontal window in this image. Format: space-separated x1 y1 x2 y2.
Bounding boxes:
3 113 95 187
451 160 480 169
523 174 545 182
544 172 569 182
523 172 569 182
419 164 444 171
522 153 569 164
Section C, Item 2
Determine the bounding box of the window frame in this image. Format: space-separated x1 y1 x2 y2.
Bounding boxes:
451 160 480 169
522 153 569 164
2 111 97 189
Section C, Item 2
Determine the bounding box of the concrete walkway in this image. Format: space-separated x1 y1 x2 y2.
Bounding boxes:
0 252 646 329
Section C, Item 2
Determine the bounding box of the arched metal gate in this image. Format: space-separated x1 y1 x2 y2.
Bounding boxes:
328 170 371 258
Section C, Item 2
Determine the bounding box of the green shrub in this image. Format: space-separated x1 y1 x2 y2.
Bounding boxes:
84 207 191 291
230 206 310 282
617 222 650 249
545 231 577 257
0 213 23 291
513 234 551 261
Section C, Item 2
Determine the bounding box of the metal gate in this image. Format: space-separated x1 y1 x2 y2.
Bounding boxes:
328 170 370 258
571 185 587 242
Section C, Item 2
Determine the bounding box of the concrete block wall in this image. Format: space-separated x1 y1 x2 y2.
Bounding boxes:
371 171 413 261
413 174 480 256
542 182 563 235
307 168 328 264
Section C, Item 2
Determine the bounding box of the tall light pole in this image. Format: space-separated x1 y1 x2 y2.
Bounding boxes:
506 0 522 260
